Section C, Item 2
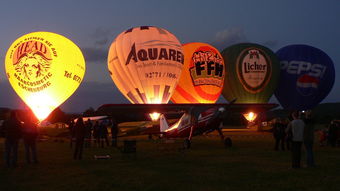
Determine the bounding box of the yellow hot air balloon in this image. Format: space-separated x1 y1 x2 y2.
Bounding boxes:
5 31 85 121
108 26 184 104
171 42 225 103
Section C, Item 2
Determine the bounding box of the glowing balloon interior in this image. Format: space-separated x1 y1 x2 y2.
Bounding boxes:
5 32 85 121
108 26 184 104
243 112 257 122
171 42 225 103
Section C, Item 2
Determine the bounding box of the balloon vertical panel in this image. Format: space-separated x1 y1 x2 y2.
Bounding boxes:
5 32 85 120
108 26 184 104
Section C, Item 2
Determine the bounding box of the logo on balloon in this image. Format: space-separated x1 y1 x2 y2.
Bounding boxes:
237 48 272 93
10 40 55 93
280 60 327 97
125 42 184 66
189 48 224 87
296 74 319 96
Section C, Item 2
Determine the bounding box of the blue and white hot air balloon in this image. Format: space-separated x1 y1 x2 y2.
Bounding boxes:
275 44 335 110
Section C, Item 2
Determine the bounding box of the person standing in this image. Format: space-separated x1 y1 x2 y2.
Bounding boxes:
22 116 39 164
68 119 75 148
272 118 286 151
73 117 85 160
328 120 338 147
84 119 93 148
99 121 109 148
282 118 292 150
286 111 305 169
111 118 118 147
3 111 22 168
93 121 100 147
303 111 315 167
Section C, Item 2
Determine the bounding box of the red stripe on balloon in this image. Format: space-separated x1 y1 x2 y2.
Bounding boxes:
174 85 199 103
194 86 220 101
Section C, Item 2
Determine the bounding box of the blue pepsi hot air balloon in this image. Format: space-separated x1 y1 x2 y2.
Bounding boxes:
275 44 335 110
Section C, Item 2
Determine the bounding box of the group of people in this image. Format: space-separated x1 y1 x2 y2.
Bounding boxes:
272 111 315 169
1 111 39 168
69 117 118 160
319 120 340 147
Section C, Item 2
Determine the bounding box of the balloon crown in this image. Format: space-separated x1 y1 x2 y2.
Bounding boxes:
248 50 260 59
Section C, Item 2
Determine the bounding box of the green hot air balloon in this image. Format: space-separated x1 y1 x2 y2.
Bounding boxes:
221 43 279 103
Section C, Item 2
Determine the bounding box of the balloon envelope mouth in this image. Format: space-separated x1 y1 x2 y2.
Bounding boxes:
149 112 161 121
243 112 257 122
26 93 57 121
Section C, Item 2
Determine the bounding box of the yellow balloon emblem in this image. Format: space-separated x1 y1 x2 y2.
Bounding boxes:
5 32 85 121
171 42 225 103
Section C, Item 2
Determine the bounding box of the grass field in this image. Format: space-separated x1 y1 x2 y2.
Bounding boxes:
0 132 339 191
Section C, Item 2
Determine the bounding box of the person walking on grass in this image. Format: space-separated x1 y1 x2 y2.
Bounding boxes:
286 111 305 169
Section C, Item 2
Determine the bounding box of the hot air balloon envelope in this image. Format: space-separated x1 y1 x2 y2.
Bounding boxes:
5 31 86 121
221 43 280 103
275 44 335 110
108 26 184 104
171 42 225 103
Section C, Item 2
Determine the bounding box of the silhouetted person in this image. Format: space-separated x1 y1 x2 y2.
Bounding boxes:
328 120 338 147
99 121 109 148
111 118 118 147
319 127 328 146
3 111 22 168
93 121 100 147
303 111 315 167
272 118 286 151
283 118 292 150
23 116 39 164
73 117 85 160
286 111 305 169
68 119 75 148
84 119 93 148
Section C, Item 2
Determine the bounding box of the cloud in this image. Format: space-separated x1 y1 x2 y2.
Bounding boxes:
212 27 248 50
90 27 113 47
82 47 107 63
81 27 117 63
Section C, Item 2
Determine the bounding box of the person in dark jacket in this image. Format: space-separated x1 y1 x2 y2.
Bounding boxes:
73 117 85 160
111 118 118 147
272 118 286 151
68 119 75 148
93 121 100 147
328 120 338 147
84 119 93 148
22 116 39 164
99 121 109 148
303 111 315 167
3 111 22 168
